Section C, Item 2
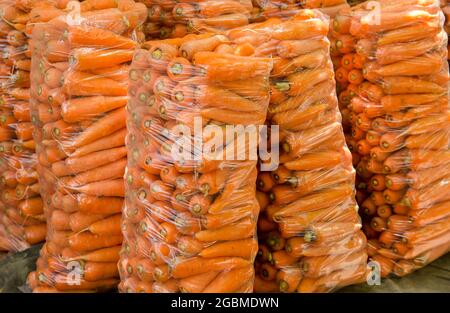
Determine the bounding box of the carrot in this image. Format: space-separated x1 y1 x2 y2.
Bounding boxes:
180 35 229 60
195 85 260 112
167 57 193 81
381 77 445 95
88 214 122 236
76 195 123 215
361 197 376 215
69 232 123 253
302 250 366 278
24 224 47 245
273 184 354 220
176 236 203 256
83 261 119 282
373 53 443 77
196 217 254 242
19 197 44 216
378 23 439 46
370 255 394 278
178 271 219 293
171 257 251 279
71 107 125 147
63 71 127 97
259 263 277 281
52 146 127 177
276 68 333 96
254 276 278 293
370 216 386 232
335 34 355 54
67 246 121 263
285 149 351 171
341 54 354 71
405 131 450 151
75 179 124 197
193 51 271 82
381 93 443 112
200 265 252 293
70 129 126 158
62 96 127 123
271 250 299 268
70 49 134 71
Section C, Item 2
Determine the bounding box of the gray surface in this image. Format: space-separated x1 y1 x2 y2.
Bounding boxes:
0 244 42 293
340 253 450 293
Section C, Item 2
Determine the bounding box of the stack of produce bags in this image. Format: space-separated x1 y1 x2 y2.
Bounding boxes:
138 0 354 41
119 32 271 293
250 0 350 20
0 0 55 252
228 10 365 293
139 0 254 40
334 0 450 277
25 0 146 293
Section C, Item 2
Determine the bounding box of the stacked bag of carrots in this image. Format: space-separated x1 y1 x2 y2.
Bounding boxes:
333 0 450 277
250 0 349 20
0 0 54 252
119 32 271 292
140 0 256 40
243 10 366 293
25 0 147 293
138 0 350 40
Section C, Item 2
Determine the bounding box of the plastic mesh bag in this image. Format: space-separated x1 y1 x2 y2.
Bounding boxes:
119 33 272 292
25 0 146 293
0 0 56 253
333 0 450 278
220 9 366 293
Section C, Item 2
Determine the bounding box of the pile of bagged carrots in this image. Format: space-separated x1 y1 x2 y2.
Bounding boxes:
0 0 447 293
0 0 52 252
140 0 351 41
119 31 271 292
251 0 350 20
334 0 450 277
25 0 146 292
243 10 366 293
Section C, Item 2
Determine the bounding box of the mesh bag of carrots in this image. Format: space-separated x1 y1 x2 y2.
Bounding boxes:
139 0 351 41
119 32 272 292
250 0 350 21
216 10 365 293
0 0 55 252
140 0 256 40
333 0 450 278
25 0 146 293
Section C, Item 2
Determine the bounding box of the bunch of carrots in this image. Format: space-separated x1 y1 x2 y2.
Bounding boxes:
250 0 350 21
334 0 450 277
24 0 146 293
218 10 366 293
138 0 254 40
0 0 58 252
119 33 271 293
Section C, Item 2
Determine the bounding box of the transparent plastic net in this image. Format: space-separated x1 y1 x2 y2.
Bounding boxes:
237 9 367 293
119 32 272 293
333 0 450 278
137 0 350 40
25 0 146 293
0 0 56 253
